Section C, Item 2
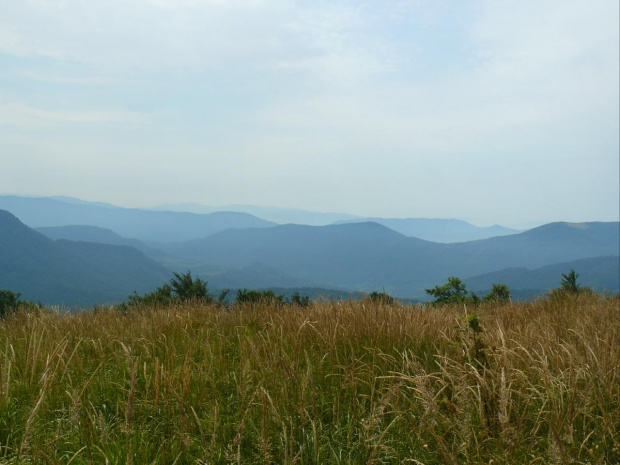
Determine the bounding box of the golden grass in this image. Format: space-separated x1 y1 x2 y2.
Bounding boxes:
0 294 618 464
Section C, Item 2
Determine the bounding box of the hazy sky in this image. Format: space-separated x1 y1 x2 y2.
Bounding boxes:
1 0 618 228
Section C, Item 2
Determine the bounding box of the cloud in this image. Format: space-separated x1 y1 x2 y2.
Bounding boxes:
19 71 132 86
0 28 28 56
0 0 617 224
260 1 618 147
472 0 619 73
0 103 149 126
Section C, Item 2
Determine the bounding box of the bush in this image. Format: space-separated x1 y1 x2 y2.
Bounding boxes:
0 290 21 318
561 269 580 294
126 271 225 307
235 289 284 305
482 283 511 303
547 269 592 301
290 291 310 307
170 271 209 301
368 291 394 305
425 277 470 305
127 283 175 307
426 278 512 306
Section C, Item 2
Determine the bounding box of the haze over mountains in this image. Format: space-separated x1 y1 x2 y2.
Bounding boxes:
0 211 169 305
0 196 276 242
35 225 167 261
333 218 520 243
151 203 520 242
464 256 620 297
159 221 619 297
150 203 359 227
0 195 618 305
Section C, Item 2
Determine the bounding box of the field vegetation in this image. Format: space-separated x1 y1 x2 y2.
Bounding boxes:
0 292 618 464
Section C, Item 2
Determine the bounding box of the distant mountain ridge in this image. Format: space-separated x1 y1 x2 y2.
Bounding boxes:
2 194 618 304
0 210 170 305
205 263 310 289
0 195 276 242
464 256 620 296
2 195 520 243
152 203 520 242
333 217 520 242
35 225 167 261
150 202 360 226
159 221 619 298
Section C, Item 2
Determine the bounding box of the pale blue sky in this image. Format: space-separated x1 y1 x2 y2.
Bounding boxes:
1 0 618 228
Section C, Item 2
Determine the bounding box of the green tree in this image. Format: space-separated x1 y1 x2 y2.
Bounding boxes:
561 269 580 294
368 291 394 305
0 290 21 318
291 291 310 307
425 277 470 305
126 271 216 307
127 284 173 307
483 283 511 303
170 271 209 301
235 289 284 305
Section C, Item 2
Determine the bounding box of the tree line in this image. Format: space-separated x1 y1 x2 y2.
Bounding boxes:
0 268 593 318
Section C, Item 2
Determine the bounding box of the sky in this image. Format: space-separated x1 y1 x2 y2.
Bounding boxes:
0 0 618 229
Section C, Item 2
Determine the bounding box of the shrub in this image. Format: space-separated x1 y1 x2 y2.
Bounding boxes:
126 271 222 307
368 291 395 305
0 289 21 318
425 277 470 305
127 283 174 307
235 289 284 305
482 283 511 303
561 269 580 294
547 269 592 301
170 271 209 301
290 291 310 307
426 278 512 306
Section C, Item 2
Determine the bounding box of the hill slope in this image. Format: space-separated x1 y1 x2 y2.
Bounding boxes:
334 217 519 242
0 210 170 305
464 256 620 295
0 195 276 242
151 203 359 226
161 222 443 293
35 225 167 261
160 221 619 297
443 222 620 274
205 263 310 289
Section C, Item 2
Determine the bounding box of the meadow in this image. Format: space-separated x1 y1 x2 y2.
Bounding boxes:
0 294 618 464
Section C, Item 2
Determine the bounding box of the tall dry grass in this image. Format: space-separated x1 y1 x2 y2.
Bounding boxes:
0 294 618 464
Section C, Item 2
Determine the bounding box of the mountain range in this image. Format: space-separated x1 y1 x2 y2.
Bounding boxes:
0 196 276 242
464 256 620 298
150 203 520 242
1 194 618 304
159 221 619 297
0 195 524 243
333 218 520 242
150 203 359 226
35 225 167 261
0 211 170 305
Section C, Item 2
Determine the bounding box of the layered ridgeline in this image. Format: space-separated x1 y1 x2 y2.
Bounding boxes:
1 194 618 303
160 221 620 297
0 211 170 306
35 220 617 299
35 225 167 261
1 196 522 243
464 256 620 298
151 203 520 241
0 195 276 242
333 217 520 242
150 202 359 226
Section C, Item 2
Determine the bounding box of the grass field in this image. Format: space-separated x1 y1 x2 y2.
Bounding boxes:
0 294 618 464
